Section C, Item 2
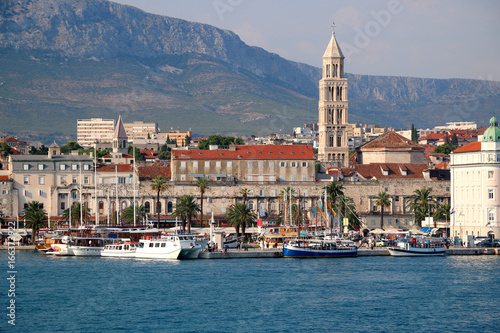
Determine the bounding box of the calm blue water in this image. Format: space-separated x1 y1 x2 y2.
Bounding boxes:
1 251 499 332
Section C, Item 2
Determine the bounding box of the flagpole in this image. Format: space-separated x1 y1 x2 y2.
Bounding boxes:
79 162 83 226
94 148 98 226
133 146 136 227
115 164 118 226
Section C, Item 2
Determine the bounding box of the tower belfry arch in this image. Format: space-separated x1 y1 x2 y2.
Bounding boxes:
318 23 349 166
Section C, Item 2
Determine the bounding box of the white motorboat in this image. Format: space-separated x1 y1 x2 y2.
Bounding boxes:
388 237 446 256
162 234 202 259
283 239 358 258
134 236 182 259
101 241 139 258
67 237 121 256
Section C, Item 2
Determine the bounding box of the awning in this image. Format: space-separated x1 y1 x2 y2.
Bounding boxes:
421 227 433 234
189 174 205 178
211 174 227 178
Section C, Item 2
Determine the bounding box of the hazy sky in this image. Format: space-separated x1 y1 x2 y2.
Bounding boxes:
112 0 500 81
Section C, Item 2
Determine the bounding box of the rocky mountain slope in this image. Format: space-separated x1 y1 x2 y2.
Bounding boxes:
0 0 499 141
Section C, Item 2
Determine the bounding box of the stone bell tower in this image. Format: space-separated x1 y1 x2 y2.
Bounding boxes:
318 23 349 167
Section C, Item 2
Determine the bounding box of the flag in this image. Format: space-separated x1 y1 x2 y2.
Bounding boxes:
327 201 337 216
486 221 490 227
450 207 456 214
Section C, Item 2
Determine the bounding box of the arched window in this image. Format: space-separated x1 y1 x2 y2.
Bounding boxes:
98 201 104 210
144 202 151 213
167 201 173 213
121 201 127 210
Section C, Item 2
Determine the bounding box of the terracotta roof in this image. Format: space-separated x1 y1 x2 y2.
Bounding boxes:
9 148 23 155
138 161 171 179
102 153 133 158
97 164 135 173
419 133 447 140
4 137 26 144
453 142 482 153
172 145 315 160
359 131 424 150
140 149 159 159
0 176 10 181
353 163 428 179
435 162 449 170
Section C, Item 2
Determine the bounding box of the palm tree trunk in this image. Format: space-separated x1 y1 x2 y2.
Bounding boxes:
157 189 160 228
241 219 246 241
380 208 384 230
199 193 203 228
181 218 186 233
187 214 192 234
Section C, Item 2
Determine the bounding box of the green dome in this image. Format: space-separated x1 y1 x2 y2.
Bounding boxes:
483 116 500 142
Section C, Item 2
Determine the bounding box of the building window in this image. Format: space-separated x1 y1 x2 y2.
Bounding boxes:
259 190 265 196
38 163 44 171
60 202 65 210
302 175 307 181
291 175 297 181
180 161 186 168
280 162 287 168
144 202 150 213
271 190 276 196
60 164 66 171
39 176 44 185
221 207 226 213
2 190 8 195
24 176 29 184
488 171 494 179
23 163 29 171
248 175 253 181
301 162 308 167
216 161 221 168
205 161 210 168
84 176 90 184
72 164 78 171
207 198 212 203
258 161 264 168
291 162 297 167
180 174 186 181
489 211 495 222
60 177 65 184
193 161 198 168
227 161 232 168
83 164 90 171
247 161 253 168
488 189 494 200
72 177 77 184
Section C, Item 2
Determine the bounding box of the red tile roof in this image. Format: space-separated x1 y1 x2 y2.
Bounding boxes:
0 176 10 181
453 142 482 153
435 162 449 170
360 131 424 150
102 153 133 158
419 133 447 140
172 145 314 160
353 163 428 179
138 162 171 179
97 164 135 173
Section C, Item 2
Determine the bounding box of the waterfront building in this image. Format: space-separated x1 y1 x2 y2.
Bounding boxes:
123 121 158 141
77 118 115 147
450 116 500 239
170 145 315 183
318 25 349 166
0 175 13 218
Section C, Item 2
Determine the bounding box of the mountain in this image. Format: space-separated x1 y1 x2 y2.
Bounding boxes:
0 0 499 143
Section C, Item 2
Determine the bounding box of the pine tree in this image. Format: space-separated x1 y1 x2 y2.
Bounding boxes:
411 124 418 143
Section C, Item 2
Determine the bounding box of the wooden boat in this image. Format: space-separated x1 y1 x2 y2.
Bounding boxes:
388 237 446 256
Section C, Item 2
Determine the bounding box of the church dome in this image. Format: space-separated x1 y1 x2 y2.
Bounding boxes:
482 116 500 142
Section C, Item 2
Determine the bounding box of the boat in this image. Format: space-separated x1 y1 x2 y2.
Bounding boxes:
223 234 239 248
283 239 358 258
134 236 182 259
66 237 120 256
387 237 446 256
101 241 139 258
162 234 202 259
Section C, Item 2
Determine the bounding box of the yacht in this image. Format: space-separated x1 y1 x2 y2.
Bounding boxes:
101 241 138 258
283 239 358 258
134 236 182 259
66 237 120 256
162 234 202 259
388 237 446 256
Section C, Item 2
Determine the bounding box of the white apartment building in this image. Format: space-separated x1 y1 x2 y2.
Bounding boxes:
123 121 158 141
450 117 500 240
77 118 115 147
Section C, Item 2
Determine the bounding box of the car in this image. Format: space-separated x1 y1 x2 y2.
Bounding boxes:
478 240 500 248
375 240 387 247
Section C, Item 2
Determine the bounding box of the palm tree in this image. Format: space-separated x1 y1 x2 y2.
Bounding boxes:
240 188 249 205
279 186 296 224
325 181 345 211
196 177 210 227
375 191 391 230
174 195 200 233
433 203 451 229
226 203 256 241
23 201 47 245
171 199 187 233
406 188 437 226
338 195 361 230
62 202 90 225
150 175 168 227
122 204 147 225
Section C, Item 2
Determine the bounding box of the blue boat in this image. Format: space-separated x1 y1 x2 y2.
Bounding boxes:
283 239 358 258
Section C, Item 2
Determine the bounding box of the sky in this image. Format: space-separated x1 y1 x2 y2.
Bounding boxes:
112 0 500 81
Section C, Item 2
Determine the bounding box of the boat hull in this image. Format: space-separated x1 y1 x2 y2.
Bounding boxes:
388 247 446 256
69 246 103 256
134 248 181 259
101 251 136 258
179 248 201 259
283 244 357 258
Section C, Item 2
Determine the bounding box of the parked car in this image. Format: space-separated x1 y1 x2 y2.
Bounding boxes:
478 239 500 248
375 240 387 247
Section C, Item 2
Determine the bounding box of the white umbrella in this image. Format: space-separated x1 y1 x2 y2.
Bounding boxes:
369 228 386 235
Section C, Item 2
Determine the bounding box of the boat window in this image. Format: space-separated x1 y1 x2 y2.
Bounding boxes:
161 243 166 247
149 243 154 248
155 243 160 247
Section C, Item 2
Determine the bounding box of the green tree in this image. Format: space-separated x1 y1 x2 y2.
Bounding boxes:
150 176 168 227
128 146 144 161
411 124 419 143
451 133 458 146
338 195 361 230
196 177 210 227
406 188 438 227
234 137 244 145
23 201 47 244
122 204 147 225
62 202 90 226
375 191 391 230
325 181 345 218
184 135 191 146
60 141 82 154
0 142 11 158
226 203 256 240
174 195 200 233
198 135 241 150
239 188 249 205
29 145 48 155
433 203 451 229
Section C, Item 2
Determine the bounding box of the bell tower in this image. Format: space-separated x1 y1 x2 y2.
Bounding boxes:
318 23 349 166
113 114 128 154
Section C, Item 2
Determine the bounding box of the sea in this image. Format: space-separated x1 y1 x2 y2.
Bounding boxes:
2 251 499 332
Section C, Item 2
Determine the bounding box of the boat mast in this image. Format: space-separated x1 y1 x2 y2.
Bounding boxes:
115 164 118 226
94 147 98 226
79 162 83 226
133 146 136 227
297 190 300 240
